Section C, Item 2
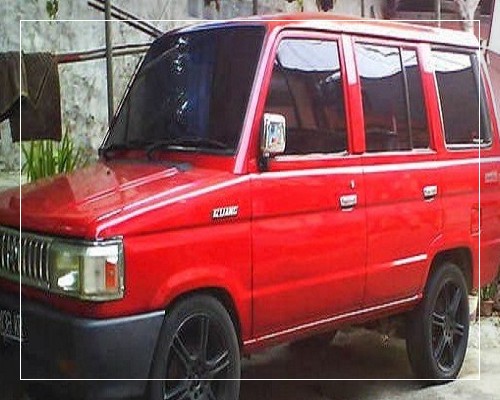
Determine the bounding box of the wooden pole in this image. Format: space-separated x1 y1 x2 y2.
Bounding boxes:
104 0 114 126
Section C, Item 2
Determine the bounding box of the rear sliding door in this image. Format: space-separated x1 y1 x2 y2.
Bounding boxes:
353 39 442 306
432 49 500 286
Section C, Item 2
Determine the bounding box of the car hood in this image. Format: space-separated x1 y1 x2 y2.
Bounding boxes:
0 160 248 239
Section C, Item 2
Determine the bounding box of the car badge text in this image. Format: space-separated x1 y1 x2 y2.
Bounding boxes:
212 206 239 219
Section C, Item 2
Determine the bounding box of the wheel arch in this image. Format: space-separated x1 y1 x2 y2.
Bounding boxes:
426 247 473 292
164 287 244 348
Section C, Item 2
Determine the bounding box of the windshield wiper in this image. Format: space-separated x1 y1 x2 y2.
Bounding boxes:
146 137 229 159
99 140 151 160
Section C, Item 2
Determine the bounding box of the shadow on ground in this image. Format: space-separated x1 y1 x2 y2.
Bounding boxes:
239 328 420 400
2 321 498 400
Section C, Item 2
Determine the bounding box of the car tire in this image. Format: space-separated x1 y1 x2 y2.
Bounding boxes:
406 262 469 382
149 295 241 400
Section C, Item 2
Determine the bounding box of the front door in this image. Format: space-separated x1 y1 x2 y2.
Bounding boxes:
251 34 366 338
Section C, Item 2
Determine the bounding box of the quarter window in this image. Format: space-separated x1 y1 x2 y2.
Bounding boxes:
433 51 492 146
264 39 347 155
355 43 429 152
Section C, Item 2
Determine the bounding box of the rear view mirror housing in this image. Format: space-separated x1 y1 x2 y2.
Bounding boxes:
261 113 286 157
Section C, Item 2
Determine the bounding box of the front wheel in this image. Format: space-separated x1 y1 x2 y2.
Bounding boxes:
149 295 241 400
406 262 469 381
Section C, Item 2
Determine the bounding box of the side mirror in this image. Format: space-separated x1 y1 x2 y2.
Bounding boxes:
261 113 286 157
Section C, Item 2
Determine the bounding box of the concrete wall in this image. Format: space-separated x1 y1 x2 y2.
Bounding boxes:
488 51 500 114
0 0 384 173
0 0 193 171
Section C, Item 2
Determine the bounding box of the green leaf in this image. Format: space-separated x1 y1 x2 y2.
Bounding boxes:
22 132 87 183
46 0 59 20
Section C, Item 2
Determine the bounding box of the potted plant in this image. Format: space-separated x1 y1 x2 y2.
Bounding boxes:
494 278 500 312
480 284 497 317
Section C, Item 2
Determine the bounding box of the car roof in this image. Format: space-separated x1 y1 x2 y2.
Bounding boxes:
177 12 479 50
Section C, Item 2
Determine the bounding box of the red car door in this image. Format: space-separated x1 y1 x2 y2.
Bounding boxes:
353 40 443 306
251 33 366 339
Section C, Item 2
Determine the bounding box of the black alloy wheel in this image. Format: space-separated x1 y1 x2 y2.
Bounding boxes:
406 262 469 382
430 279 467 373
149 295 240 400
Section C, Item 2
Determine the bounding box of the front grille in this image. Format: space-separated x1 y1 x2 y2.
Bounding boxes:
0 226 52 289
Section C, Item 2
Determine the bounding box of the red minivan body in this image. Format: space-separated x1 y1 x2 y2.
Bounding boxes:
1 14 499 400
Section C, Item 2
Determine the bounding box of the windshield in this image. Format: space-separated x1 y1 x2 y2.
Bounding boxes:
103 25 265 156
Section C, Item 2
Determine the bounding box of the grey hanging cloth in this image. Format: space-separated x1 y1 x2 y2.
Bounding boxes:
0 52 62 142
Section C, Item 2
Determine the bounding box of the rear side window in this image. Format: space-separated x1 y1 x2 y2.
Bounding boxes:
355 43 429 152
264 39 347 155
433 51 492 147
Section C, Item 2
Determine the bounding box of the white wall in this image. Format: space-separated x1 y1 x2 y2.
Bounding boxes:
0 0 195 171
489 0 500 54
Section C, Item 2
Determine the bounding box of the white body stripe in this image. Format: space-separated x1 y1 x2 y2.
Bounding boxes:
244 295 419 346
253 157 500 180
393 254 428 267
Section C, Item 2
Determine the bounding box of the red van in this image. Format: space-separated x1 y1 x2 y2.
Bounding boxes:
1 13 499 400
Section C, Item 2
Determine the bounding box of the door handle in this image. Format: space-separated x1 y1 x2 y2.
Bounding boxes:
423 185 438 200
340 194 358 210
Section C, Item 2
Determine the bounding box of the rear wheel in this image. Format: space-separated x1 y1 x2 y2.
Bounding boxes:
149 295 240 400
406 262 469 381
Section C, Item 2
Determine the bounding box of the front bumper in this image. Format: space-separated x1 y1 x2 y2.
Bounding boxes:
0 291 164 400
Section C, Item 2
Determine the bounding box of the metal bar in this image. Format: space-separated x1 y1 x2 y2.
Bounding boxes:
21 237 27 276
0 232 5 269
38 241 44 281
435 0 442 27
44 243 50 282
96 0 162 37
10 235 15 273
16 236 20 274
31 240 37 278
89 1 159 38
105 0 114 126
56 43 149 64
253 0 258 15
4 234 10 272
88 0 161 38
27 238 33 278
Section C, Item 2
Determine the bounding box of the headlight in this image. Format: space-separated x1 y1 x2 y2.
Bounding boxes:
49 239 124 301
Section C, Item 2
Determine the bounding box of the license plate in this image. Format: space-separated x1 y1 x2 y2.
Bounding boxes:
0 309 25 343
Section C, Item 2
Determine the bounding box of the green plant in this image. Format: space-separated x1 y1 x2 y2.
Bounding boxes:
481 283 497 301
22 133 88 182
45 0 58 19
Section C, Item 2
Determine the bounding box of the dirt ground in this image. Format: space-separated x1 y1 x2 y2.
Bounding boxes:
239 317 500 400
1 317 499 400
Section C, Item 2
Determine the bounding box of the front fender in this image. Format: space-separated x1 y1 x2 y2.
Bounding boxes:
123 222 252 341
151 265 252 341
